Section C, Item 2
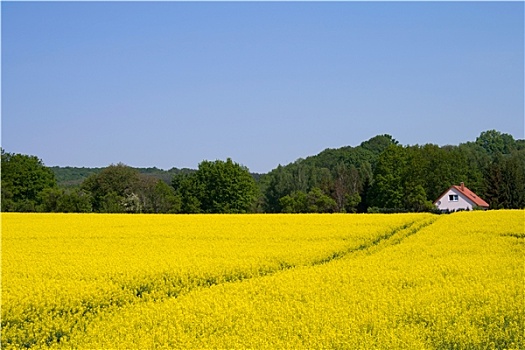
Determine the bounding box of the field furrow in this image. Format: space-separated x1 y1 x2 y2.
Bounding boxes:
2 211 522 349
2 213 425 349
63 211 523 349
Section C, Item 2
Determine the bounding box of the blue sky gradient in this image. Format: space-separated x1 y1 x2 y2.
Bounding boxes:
2 2 523 173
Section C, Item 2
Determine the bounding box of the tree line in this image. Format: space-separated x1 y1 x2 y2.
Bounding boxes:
2 130 524 213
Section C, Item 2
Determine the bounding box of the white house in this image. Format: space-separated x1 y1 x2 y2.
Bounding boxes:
434 182 489 211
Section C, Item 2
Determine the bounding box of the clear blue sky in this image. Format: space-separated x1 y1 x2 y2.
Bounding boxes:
2 2 523 173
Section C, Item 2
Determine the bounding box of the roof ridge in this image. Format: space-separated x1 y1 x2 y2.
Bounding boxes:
451 184 489 207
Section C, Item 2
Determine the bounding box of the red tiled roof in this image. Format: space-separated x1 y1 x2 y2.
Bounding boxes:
451 184 489 208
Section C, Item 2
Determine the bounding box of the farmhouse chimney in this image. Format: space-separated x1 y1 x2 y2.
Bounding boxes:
460 182 465 191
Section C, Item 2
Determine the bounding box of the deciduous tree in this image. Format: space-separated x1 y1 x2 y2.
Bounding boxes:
194 158 259 213
1 150 56 211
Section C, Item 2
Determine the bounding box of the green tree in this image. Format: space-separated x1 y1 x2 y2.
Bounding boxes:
502 150 525 208
406 185 433 212
485 150 525 209
172 173 202 213
357 162 373 213
81 163 141 212
57 189 92 212
359 134 399 155
150 179 181 213
261 164 299 213
132 176 181 213
39 188 63 212
332 163 362 212
279 191 308 213
1 150 57 211
40 188 92 213
476 130 517 155
194 158 258 213
345 192 361 213
279 188 336 213
333 163 350 211
101 192 124 213
369 145 407 209
457 142 489 196
307 187 337 213
260 135 401 213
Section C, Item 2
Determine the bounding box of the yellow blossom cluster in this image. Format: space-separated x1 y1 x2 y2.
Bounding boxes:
1 211 523 349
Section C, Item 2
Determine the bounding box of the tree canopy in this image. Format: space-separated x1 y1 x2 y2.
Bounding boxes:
1 149 57 211
259 130 524 212
173 158 259 213
3 130 523 213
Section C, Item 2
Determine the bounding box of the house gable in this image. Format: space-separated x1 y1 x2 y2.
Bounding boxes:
434 183 489 211
451 185 489 208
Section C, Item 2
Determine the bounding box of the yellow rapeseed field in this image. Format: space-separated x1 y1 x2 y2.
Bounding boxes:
1 211 523 349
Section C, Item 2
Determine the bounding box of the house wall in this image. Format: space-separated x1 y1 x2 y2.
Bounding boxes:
434 188 475 211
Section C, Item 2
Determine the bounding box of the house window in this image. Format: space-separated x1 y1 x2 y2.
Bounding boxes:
449 194 458 202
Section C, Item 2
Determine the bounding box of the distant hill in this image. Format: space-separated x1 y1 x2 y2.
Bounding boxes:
5 129 523 212
49 167 103 188
49 166 195 188
50 166 263 188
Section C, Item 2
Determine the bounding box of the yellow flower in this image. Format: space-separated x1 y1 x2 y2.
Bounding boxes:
1 211 523 349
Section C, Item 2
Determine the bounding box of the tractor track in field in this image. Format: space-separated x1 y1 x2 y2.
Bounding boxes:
4 215 440 349
108 216 441 308
154 216 441 295
128 216 441 301
310 215 440 266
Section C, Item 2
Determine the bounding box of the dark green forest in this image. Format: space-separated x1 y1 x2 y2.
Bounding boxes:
2 130 524 213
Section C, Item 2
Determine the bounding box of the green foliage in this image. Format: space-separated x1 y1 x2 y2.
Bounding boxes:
476 130 517 155
370 145 407 209
406 185 433 212
4 129 523 214
81 164 141 213
359 134 399 155
368 143 489 212
49 167 104 188
172 159 258 213
306 187 337 213
172 173 202 213
279 191 308 213
345 192 362 213
150 180 181 213
39 188 92 212
78 164 183 213
260 165 299 213
484 150 525 209
260 135 397 213
194 158 259 213
1 150 57 211
263 130 524 213
131 176 181 213
50 166 195 188
279 188 336 213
